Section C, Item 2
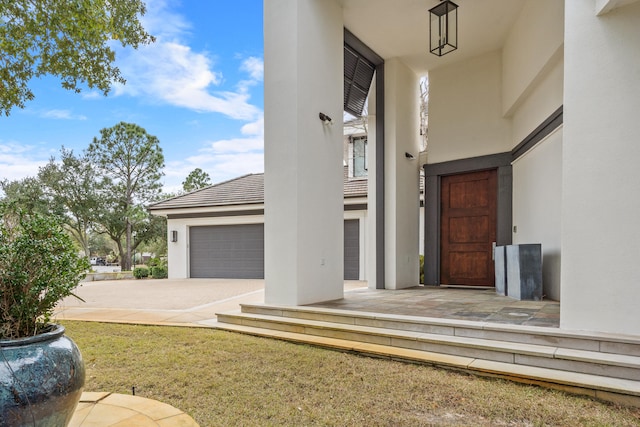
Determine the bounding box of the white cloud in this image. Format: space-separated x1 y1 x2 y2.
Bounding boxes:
203 137 263 154
163 151 264 190
0 142 51 182
162 115 264 191
237 57 264 93
41 109 87 120
112 2 262 121
139 0 192 39
81 91 102 100
240 57 264 82
241 115 264 137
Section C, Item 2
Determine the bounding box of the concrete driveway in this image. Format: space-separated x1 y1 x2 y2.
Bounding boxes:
54 279 367 327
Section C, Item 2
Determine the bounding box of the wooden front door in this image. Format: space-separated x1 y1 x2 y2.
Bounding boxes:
440 170 497 286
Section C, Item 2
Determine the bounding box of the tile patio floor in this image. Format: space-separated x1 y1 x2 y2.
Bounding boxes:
311 286 560 328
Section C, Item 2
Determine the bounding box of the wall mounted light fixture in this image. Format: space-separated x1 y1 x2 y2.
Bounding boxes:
405 152 416 160
319 112 333 125
170 230 178 242
429 0 458 57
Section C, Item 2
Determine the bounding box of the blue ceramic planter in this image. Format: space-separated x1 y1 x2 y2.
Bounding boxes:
0 325 84 427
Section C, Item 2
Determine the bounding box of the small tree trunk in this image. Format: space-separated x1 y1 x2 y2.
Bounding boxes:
124 221 132 271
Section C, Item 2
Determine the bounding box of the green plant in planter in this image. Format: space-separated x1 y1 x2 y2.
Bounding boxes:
0 204 89 424
0 205 89 339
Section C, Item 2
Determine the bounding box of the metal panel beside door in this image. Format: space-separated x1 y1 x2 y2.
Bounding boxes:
189 224 264 279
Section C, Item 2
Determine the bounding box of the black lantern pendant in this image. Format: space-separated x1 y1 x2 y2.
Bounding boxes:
429 0 458 57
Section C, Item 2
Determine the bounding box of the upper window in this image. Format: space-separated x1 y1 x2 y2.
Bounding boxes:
350 136 368 178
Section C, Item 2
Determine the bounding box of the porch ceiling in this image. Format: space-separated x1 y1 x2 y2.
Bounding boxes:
340 0 526 75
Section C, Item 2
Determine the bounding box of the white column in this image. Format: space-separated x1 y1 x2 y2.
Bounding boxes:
263 0 344 305
383 58 421 289
562 1 640 335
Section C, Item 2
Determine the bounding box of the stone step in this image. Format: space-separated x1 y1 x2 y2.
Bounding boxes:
215 310 640 382
208 320 640 408
239 303 640 357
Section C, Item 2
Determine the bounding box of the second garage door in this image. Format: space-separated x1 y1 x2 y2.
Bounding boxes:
189 221 360 280
344 219 360 280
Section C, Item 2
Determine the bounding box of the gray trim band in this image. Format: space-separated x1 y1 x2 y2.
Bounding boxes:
512 106 563 161
344 28 385 289
344 29 384 65
375 64 385 289
424 152 511 177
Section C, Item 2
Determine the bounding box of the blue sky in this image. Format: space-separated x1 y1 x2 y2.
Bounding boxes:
0 0 264 194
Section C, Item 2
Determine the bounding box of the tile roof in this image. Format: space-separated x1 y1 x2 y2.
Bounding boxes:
148 170 368 211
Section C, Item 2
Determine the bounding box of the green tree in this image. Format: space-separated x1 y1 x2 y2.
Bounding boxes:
38 148 102 256
182 168 212 192
0 0 154 115
86 122 164 271
88 231 114 258
0 177 57 216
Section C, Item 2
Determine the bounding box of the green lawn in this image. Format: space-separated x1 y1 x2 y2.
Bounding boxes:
63 321 640 426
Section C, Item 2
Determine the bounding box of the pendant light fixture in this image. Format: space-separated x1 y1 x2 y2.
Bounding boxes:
429 0 458 56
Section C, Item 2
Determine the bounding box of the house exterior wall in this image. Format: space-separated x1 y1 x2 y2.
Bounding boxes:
506 5 564 301
264 0 345 305
510 57 564 146
562 1 640 335
428 50 512 164
384 58 421 289
512 127 563 301
502 0 564 117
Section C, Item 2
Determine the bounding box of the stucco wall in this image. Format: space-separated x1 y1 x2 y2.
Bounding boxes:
502 0 564 117
427 50 511 164
510 56 564 147
508 37 564 302
384 58 421 288
512 127 562 301
562 1 640 335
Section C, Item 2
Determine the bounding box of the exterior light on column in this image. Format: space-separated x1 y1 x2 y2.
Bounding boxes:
429 0 458 57
319 112 333 125
170 230 178 242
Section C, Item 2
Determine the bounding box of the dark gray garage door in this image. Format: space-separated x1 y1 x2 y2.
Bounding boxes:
189 224 264 279
344 219 360 280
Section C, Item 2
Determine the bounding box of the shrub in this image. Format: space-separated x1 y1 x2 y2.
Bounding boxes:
419 255 425 284
147 257 161 268
151 266 168 279
133 267 149 279
0 206 89 338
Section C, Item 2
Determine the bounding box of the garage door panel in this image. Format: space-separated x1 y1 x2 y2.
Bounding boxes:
344 219 360 280
189 224 264 279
